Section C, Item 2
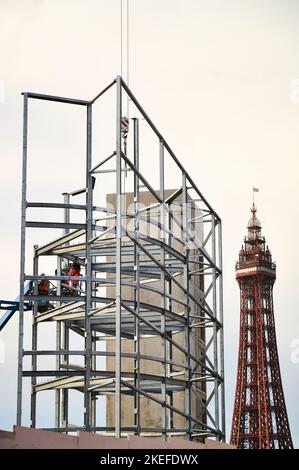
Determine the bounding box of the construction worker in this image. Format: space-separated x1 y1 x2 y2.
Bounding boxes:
69 262 81 290
38 274 49 295
37 274 50 312
60 263 81 295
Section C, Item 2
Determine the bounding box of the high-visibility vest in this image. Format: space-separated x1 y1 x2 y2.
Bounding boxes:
69 267 80 287
39 279 49 293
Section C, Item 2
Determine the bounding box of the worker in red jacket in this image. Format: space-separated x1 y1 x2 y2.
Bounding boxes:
69 262 81 289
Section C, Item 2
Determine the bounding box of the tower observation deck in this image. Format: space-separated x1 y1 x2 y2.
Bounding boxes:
230 204 293 449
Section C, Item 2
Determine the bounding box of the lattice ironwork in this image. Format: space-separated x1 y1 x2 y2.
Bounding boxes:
230 204 293 449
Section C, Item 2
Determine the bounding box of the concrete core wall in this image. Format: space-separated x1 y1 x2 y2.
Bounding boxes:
105 190 206 438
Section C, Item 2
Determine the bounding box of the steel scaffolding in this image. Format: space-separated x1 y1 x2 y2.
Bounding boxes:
17 76 225 440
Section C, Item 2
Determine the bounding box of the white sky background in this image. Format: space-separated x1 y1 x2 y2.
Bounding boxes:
0 0 299 446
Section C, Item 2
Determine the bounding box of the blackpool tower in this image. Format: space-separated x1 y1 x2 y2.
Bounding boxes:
230 201 293 449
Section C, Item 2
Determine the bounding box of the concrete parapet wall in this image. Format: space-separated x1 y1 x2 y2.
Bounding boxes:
0 426 235 449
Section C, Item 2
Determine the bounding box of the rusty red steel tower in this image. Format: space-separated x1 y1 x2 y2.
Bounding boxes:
230 203 293 449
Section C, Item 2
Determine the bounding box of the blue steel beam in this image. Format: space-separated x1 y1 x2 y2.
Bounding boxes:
0 281 32 331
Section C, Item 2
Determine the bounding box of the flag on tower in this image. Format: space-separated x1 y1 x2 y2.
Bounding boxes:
253 187 259 192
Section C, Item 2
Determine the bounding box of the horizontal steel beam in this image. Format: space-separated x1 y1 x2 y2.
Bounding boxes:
38 425 221 437
27 202 87 211
23 92 88 106
0 300 30 310
26 221 106 231
36 228 85 255
23 370 187 385
23 349 187 370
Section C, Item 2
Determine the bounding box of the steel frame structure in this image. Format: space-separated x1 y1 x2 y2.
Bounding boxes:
230 205 293 448
17 76 225 440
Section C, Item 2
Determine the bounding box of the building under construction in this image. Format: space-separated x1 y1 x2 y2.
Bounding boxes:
3 77 225 441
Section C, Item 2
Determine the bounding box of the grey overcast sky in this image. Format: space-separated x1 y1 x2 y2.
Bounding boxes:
0 0 299 446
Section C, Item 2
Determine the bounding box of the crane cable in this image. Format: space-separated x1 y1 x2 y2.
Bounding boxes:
120 0 130 119
120 0 130 186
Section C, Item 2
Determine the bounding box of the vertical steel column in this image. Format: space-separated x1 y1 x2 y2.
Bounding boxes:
55 315 61 427
91 220 97 430
217 220 225 440
30 246 39 428
55 198 63 429
62 192 70 429
133 118 141 434
182 173 191 438
167 207 174 430
84 103 93 431
159 139 167 439
211 213 219 436
115 75 122 438
17 93 28 426
90 332 97 429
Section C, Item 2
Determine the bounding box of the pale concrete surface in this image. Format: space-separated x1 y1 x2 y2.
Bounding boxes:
78 431 128 449
0 426 235 449
106 190 206 438
205 438 236 450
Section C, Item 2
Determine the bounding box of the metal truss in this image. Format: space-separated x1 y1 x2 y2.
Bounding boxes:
230 206 293 448
17 76 225 441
